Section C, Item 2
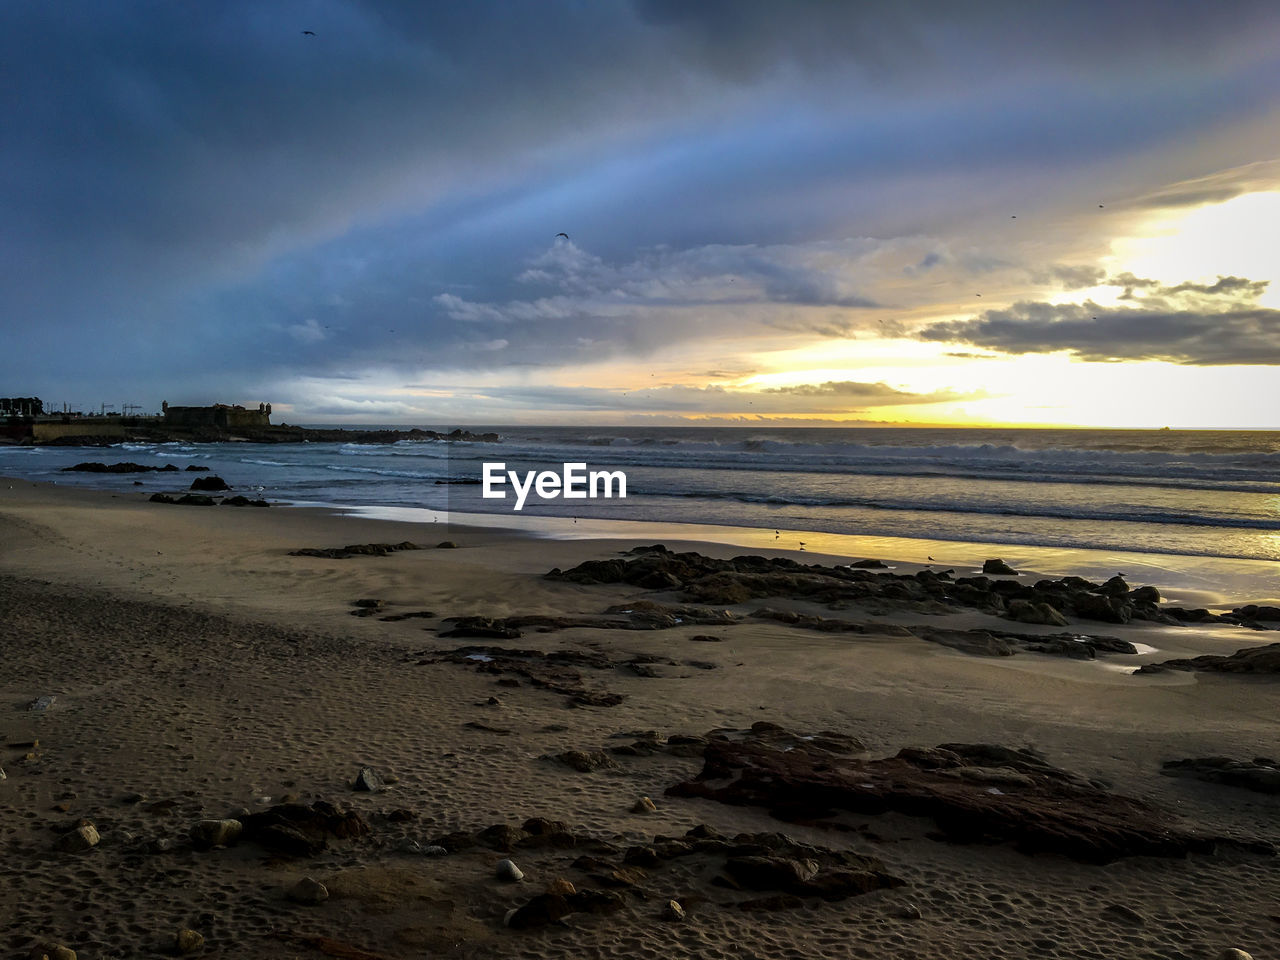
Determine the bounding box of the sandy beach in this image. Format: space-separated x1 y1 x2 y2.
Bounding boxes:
2 479 1277 960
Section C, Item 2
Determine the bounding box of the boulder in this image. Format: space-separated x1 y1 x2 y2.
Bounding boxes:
55 822 99 853
982 559 1019 575
1005 599 1069 626
190 818 243 850
286 876 329 904
189 475 230 491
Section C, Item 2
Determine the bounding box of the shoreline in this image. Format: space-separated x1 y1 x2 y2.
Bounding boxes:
6 475 1279 607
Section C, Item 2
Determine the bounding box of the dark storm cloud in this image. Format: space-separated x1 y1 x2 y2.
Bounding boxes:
3 0 1280 407
916 289 1280 365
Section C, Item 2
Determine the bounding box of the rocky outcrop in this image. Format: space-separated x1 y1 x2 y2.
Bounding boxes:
547 546 1176 626
665 722 1241 864
62 461 180 473
289 541 421 559
1136 642 1280 675
189 475 230 491
1161 757 1280 794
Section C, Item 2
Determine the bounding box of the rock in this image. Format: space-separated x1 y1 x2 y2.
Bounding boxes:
1234 604 1280 622
632 796 658 814
190 818 243 850
424 845 448 856
1219 951 1253 960
28 695 55 711
689 634 723 642
912 627 1013 657
1005 599 1069 627
353 766 385 792
0 766 5 780
29 944 76 960
189 475 230 491
545 878 577 895
437 540 459 548
239 801 369 856
504 894 570 929
287 876 329 904
982 558 1019 575
1098 575 1130 596
1072 592 1132 624
496 858 524 882
149 493 175 503
849 559 887 568
1138 643 1280 675
667 724 1226 865
893 901 923 919
175 494 216 506
476 823 530 851
55 822 100 852
1161 757 1280 795
1129 585 1161 604
174 929 204 953
663 899 686 921
552 750 618 773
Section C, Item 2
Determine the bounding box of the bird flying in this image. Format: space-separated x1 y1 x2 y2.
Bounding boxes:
555 232 569 239
302 30 315 36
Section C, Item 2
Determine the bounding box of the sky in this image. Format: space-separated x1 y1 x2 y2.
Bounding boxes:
3 1 1280 428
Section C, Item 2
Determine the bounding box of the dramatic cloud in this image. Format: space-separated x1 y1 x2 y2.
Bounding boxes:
916 273 1280 364
2 1 1279 417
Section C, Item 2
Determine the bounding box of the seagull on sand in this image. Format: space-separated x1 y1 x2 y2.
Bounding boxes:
798 541 807 551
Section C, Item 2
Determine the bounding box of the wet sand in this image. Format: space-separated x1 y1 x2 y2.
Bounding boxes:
1 479 1276 959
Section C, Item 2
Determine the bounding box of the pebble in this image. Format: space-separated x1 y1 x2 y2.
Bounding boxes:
28 695 56 711
287 876 329 905
0 766 5 781
30 945 76 960
663 899 686 921
174 929 204 954
545 878 577 895
1219 951 1253 960
496 858 524 882
354 767 384 792
54 822 99 853
893 901 923 920
632 796 657 814
423 845 448 856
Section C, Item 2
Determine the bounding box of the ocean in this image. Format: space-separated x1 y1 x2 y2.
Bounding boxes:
3 426 1279 565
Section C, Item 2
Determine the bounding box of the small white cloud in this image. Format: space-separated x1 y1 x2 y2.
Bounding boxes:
287 318 328 343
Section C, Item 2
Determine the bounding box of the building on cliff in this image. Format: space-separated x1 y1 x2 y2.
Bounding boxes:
161 401 271 430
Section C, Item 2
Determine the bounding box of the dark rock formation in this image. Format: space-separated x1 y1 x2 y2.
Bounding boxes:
982 558 1019 575
1161 757 1280 794
289 541 420 559
547 545 1176 626
666 723 1235 864
417 646 625 707
1136 642 1280 675
62 461 180 473
189 475 230 491
238 801 370 857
